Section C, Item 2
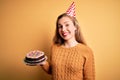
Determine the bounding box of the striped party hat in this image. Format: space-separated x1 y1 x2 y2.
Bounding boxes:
66 2 76 17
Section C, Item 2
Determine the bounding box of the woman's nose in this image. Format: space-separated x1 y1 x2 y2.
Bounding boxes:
61 26 66 31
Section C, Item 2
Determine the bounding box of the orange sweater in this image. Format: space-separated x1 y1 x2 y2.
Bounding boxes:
50 43 95 80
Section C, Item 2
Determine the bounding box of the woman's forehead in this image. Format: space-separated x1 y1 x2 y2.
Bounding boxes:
58 16 72 24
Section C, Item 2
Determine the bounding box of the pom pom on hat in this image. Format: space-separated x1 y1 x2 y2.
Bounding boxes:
66 2 76 17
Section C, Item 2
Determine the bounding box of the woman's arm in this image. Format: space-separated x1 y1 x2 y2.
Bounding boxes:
83 48 95 80
41 45 53 74
40 61 52 74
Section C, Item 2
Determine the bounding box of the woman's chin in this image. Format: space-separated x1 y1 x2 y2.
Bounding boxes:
62 36 71 41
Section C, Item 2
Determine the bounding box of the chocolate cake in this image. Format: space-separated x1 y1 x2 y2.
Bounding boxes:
24 50 47 66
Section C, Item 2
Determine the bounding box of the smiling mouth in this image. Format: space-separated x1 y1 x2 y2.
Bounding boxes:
62 32 68 37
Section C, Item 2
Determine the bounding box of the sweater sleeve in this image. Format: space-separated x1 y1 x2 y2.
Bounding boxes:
47 45 53 74
83 48 95 80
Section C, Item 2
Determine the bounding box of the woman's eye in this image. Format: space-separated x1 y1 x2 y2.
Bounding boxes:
58 25 62 28
66 24 69 27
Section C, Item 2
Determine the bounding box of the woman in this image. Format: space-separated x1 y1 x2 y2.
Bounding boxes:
41 13 95 80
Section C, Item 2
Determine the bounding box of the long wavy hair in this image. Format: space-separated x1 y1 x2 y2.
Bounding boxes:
53 13 86 45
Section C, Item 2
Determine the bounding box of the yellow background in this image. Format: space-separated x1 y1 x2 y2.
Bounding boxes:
0 0 120 80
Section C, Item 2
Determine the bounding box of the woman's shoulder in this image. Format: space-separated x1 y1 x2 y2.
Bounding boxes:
51 43 60 50
77 43 93 56
51 43 58 47
77 43 92 50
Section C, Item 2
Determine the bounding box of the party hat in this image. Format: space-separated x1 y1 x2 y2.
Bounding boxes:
66 2 76 17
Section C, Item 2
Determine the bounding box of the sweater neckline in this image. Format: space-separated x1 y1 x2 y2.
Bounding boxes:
60 43 80 50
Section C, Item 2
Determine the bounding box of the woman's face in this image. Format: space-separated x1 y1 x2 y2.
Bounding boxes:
57 16 76 41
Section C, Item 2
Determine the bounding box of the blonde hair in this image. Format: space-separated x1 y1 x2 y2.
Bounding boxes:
53 13 87 45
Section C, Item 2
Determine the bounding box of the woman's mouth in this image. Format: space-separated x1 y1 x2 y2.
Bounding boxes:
62 32 68 37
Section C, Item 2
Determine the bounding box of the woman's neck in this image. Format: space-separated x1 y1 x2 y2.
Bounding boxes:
63 39 78 48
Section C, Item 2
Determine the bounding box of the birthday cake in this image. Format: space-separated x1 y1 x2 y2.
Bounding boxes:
24 50 47 66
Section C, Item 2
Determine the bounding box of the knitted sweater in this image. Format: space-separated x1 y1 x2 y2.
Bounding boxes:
50 43 95 80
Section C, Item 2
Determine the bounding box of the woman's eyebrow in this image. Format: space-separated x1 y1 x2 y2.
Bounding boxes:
58 21 70 25
64 21 69 23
